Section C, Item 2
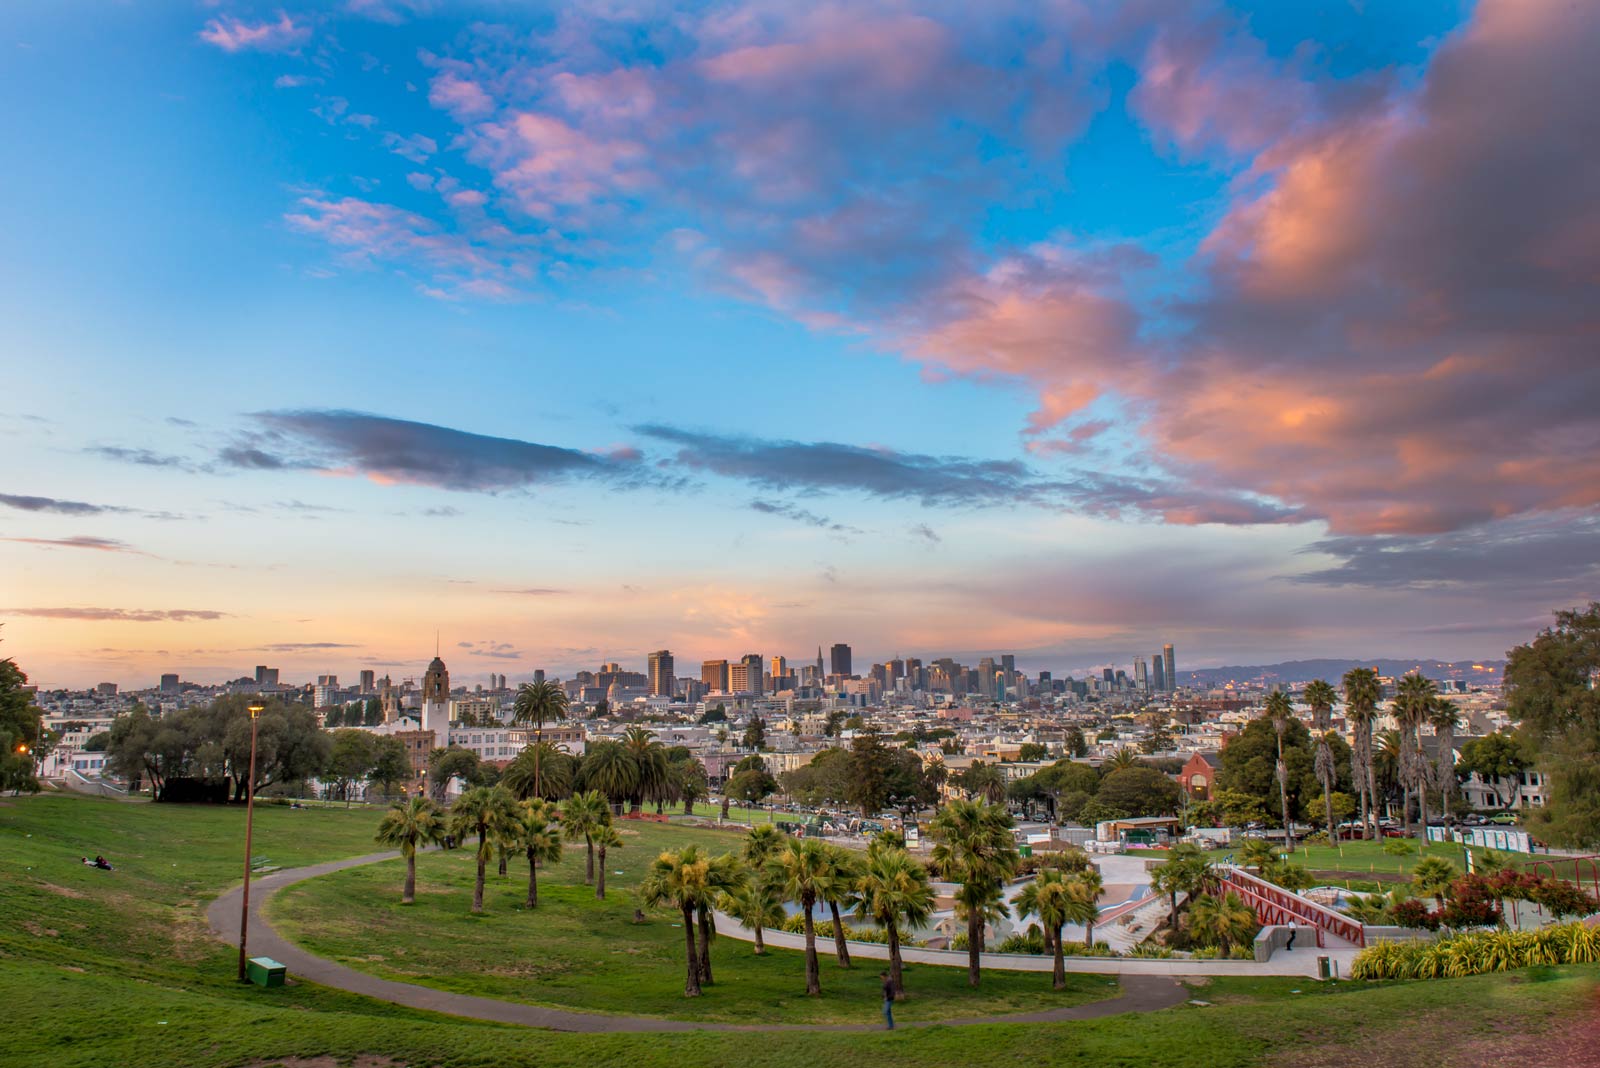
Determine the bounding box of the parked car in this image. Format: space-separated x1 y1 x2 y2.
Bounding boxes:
1382 827 1412 838
1489 812 1520 825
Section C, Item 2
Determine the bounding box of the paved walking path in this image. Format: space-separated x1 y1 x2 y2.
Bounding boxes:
206 850 1189 1032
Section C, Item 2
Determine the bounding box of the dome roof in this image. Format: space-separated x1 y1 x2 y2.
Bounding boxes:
427 656 447 672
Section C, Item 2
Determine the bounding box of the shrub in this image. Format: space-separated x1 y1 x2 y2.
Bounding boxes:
1436 875 1502 928
996 930 1047 955
1392 898 1439 930
1350 923 1600 980
1383 839 1416 857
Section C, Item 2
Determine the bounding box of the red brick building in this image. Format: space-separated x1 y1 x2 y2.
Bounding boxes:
1178 751 1222 800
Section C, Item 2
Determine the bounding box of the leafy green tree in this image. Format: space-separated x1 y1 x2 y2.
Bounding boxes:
428 746 482 802
698 703 727 724
1018 742 1049 762
323 705 344 729
326 728 377 806
560 789 610 884
1095 766 1183 817
0 659 43 794
363 697 382 726
1429 697 1462 821
1313 730 1339 843
856 840 934 996
513 798 563 908
1412 856 1459 902
776 837 831 995
672 753 708 814
843 730 895 815
448 786 518 913
512 680 568 798
1064 727 1089 758
1457 732 1531 810
930 798 1018 987
1342 667 1381 838
952 760 1006 803
368 736 411 798
742 716 767 750
727 765 778 807
1105 747 1140 772
1265 691 1295 844
1505 608 1600 818
1306 791 1355 829
374 795 444 904
639 845 714 997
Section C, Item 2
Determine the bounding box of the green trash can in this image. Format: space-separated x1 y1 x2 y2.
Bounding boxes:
247 956 286 988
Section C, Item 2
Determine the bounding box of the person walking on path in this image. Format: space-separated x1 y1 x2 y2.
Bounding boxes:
1286 921 1298 951
880 971 895 1030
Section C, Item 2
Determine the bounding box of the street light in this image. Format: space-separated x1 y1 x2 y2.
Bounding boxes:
237 703 264 982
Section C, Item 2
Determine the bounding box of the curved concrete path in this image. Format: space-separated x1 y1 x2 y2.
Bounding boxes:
206 850 1188 1032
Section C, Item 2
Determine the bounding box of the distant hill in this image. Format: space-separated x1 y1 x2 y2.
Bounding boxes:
1178 658 1505 687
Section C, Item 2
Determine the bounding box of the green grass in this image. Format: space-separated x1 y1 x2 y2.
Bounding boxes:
2 793 1596 1068
269 822 1110 1023
1207 839 1600 888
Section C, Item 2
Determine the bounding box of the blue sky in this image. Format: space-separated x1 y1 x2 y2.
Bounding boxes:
4 0 1597 688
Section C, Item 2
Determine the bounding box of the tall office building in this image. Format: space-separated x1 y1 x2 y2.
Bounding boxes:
830 643 852 677
1150 654 1166 693
255 666 279 689
1133 656 1148 691
1000 653 1016 691
1102 667 1115 685
160 673 180 693
702 659 730 691
1163 644 1176 691
648 650 675 697
978 656 997 698
359 669 376 693
770 655 787 692
533 669 546 685
317 674 339 688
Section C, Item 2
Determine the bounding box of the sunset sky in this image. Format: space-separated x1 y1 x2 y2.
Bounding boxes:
4 0 1597 689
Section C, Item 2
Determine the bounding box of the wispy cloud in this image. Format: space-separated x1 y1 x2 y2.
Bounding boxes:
85 446 196 470
4 607 228 622
749 500 858 533
198 13 311 54
3 535 149 554
493 587 567 596
1 493 127 516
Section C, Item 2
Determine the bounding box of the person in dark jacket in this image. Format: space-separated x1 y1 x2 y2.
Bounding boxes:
880 971 895 1029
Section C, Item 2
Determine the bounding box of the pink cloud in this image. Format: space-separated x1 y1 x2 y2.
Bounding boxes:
198 12 311 54
428 72 494 122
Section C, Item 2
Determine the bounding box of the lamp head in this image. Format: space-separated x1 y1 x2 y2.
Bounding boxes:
247 704 265 719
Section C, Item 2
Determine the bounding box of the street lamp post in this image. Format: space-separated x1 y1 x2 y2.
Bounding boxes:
237 703 264 982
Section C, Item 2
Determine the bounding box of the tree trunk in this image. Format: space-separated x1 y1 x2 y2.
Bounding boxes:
472 830 487 913
697 906 714 983
828 900 851 967
1276 728 1293 848
1051 922 1066 990
526 849 538 909
1084 917 1096 952
681 903 702 997
585 837 595 885
1365 749 1380 840
802 902 821 995
887 919 904 997
684 797 694 815
499 852 508 876
1169 891 1179 931
403 851 416 905
753 922 765 954
721 795 731 820
596 845 607 900
967 911 982 987
1324 777 1337 846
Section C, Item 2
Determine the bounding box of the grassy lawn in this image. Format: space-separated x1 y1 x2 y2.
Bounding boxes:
2 792 1596 1068
269 818 1112 1023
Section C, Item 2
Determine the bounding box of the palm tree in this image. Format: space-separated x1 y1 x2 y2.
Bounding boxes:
561 790 609 884
1150 844 1211 931
622 726 669 815
1395 674 1438 839
1411 855 1457 904
1237 837 1281 872
1185 891 1257 952
1106 747 1140 772
1303 679 1338 733
819 843 862 968
1265 690 1295 846
374 795 444 904
1429 697 1461 823
580 740 639 811
776 837 831 995
930 798 1019 988
1342 667 1380 839
1017 868 1095 989
722 867 787 955
448 785 518 913
512 681 569 799
743 823 786 868
1071 866 1105 950
502 742 573 801
514 798 563 908
592 824 623 900
1314 730 1339 847
857 843 934 996
639 845 712 997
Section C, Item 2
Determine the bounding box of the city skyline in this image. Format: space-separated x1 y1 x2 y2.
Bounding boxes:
5 0 1599 688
